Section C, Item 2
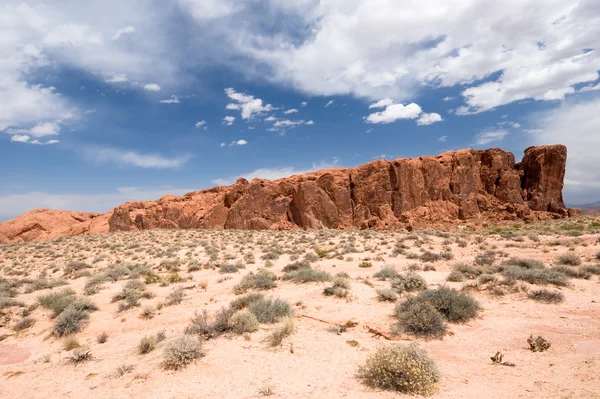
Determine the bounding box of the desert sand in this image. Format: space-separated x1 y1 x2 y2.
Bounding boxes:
1 216 599 398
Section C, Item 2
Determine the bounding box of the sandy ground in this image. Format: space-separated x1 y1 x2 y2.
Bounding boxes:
1 217 599 398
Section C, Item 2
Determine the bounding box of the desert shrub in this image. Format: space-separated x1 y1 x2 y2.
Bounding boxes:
582 265 600 275
186 307 234 338
504 267 569 287
67 348 92 364
64 261 91 276
373 267 399 281
596 251 600 260
331 276 351 289
391 272 427 293
63 336 81 350
38 289 76 317
475 251 495 266
164 287 185 306
140 306 156 319
84 274 108 295
477 274 497 284
446 270 465 282
24 277 68 293
551 266 591 279
418 287 480 323
503 258 544 269
420 251 441 263
528 289 564 303
394 298 447 339
357 344 439 395
376 288 397 302
13 316 35 331
527 335 551 352
358 261 373 268
234 269 277 295
282 261 311 273
268 316 295 346
249 298 293 324
219 264 239 274
282 269 331 283
556 253 581 266
138 335 157 354
187 262 201 272
230 311 260 334
112 280 147 309
452 263 485 279
97 331 109 343
163 335 203 370
230 293 264 310
104 266 131 282
53 304 90 336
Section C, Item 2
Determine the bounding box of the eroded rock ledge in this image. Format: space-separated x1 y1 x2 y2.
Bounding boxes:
0 145 570 244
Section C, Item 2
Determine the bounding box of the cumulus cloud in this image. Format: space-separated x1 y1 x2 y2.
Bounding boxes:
86 146 192 168
284 108 298 114
112 26 136 40
474 130 508 146
325 100 334 107
235 139 247 145
529 96 600 203
417 112 443 126
305 120 314 125
10 135 31 143
223 116 235 125
369 98 394 109
300 101 307 107
366 102 422 124
195 120 207 128
144 83 161 91
224 88 276 119
106 74 128 83
580 83 600 93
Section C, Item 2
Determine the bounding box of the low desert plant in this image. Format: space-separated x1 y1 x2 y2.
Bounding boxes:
375 288 397 302
358 261 373 268
140 306 156 319
97 331 109 344
373 267 399 281
503 258 544 269
219 264 239 274
230 311 260 334
13 316 35 331
556 253 581 266
528 289 564 303
267 316 295 346
234 269 277 295
282 261 311 273
138 335 157 354
63 336 81 351
416 287 480 323
249 298 293 324
527 335 551 352
53 304 90 336
66 348 92 364
162 335 203 370
230 293 264 310
394 298 447 339
38 289 76 317
357 344 439 395
282 268 331 283
163 287 185 306
391 272 427 293
504 267 569 287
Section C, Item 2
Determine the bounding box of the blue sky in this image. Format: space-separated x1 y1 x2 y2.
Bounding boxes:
1 0 600 221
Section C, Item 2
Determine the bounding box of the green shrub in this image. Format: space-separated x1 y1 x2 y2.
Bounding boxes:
551 266 591 279
358 261 373 268
418 287 480 323
230 293 264 310
53 305 90 336
394 298 447 339
391 272 427 293
504 267 569 287
556 253 581 266
474 251 495 266
503 258 544 269
528 289 564 303
357 344 439 395
331 276 351 289
230 311 260 334
84 274 108 295
373 267 399 281
446 270 465 282
185 307 234 339
282 261 311 273
420 251 441 263
219 264 239 273
282 268 331 283
163 335 203 370
38 289 76 317
249 298 293 324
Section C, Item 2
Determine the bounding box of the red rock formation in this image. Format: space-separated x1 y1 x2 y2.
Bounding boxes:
0 145 569 243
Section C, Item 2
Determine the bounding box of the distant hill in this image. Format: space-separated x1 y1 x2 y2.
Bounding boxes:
568 200 600 208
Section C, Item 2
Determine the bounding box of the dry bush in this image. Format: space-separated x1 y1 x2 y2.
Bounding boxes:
230 293 264 310
267 316 295 346
357 344 439 395
248 298 293 324
282 268 331 283
391 272 427 293
230 311 260 334
162 335 203 370
528 289 564 303
394 298 447 339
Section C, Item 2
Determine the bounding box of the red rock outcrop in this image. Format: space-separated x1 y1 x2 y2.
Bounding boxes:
0 209 108 244
0 145 569 243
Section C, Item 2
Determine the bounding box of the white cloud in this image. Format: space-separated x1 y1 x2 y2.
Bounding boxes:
235 139 247 145
474 130 508 146
112 26 136 41
212 158 340 185
366 102 422 124
86 146 192 169
305 120 314 125
177 0 241 21
7 121 61 137
106 74 128 83
417 112 443 126
30 139 59 145
10 135 30 143
300 101 307 107
264 115 277 122
369 98 394 109
143 83 161 91
220 142 226 147
195 120 207 128
529 96 600 203
284 108 298 114
273 119 305 128
223 116 235 125
224 88 276 119
580 83 600 92
438 135 447 142
442 96 454 101
159 95 180 104
0 186 196 221
325 100 334 107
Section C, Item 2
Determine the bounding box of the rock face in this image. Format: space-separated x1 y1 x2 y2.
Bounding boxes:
0 145 569 243
0 209 109 244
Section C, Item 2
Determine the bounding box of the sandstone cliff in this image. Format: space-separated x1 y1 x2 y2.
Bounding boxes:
0 145 569 243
